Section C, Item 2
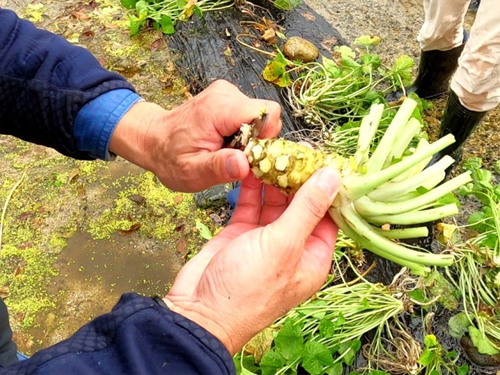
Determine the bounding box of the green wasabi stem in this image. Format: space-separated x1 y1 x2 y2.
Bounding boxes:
367 155 455 202
392 138 432 182
374 226 429 239
364 203 459 226
354 172 472 216
336 204 454 267
364 98 417 173
329 206 432 275
386 117 422 162
354 103 385 166
340 134 456 202
381 191 421 203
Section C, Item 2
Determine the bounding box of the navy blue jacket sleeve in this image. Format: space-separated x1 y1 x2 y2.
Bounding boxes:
0 293 236 375
0 8 136 159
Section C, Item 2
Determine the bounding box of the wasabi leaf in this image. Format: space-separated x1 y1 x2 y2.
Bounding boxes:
274 320 304 361
354 35 381 47
469 326 500 355
448 312 471 339
260 350 286 375
195 220 213 240
301 341 334 374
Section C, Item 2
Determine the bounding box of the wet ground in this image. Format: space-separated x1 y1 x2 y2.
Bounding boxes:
0 0 499 367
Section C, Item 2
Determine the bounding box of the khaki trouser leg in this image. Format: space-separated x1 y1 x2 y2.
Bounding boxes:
451 0 500 111
417 0 470 51
418 0 500 111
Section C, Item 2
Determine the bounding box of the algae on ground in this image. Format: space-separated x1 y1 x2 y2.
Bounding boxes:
0 0 219 354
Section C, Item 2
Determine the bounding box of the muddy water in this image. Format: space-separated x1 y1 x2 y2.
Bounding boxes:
24 231 180 353
56 232 178 297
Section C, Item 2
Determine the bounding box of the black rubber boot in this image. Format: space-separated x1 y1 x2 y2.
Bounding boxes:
428 90 488 173
387 30 468 102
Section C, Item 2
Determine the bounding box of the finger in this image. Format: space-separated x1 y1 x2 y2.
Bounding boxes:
197 149 250 187
309 214 338 251
216 100 282 138
230 174 263 224
198 80 282 138
266 167 341 261
259 185 288 225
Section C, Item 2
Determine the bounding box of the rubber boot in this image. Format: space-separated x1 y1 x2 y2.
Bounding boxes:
428 90 488 171
387 30 468 102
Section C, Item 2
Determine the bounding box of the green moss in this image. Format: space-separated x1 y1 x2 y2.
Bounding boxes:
0 244 58 330
86 171 212 243
48 235 67 251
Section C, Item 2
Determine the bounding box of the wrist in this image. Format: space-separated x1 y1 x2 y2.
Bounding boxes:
162 296 240 355
109 101 168 170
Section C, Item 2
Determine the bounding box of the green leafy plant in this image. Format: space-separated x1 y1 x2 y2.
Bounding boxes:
234 253 422 374
263 39 417 130
417 334 469 375
273 0 302 11
438 157 500 356
121 0 235 36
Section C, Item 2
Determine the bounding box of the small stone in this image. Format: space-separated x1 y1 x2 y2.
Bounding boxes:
282 36 319 63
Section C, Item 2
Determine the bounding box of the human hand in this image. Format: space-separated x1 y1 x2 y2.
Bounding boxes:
164 167 341 355
109 80 282 192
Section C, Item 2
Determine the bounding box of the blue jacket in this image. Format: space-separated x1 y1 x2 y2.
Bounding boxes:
0 8 236 375
0 8 134 159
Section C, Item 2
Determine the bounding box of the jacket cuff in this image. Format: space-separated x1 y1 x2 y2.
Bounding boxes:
74 89 142 160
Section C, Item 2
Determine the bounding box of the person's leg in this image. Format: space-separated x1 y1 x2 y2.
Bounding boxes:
451 0 500 112
437 0 499 162
388 0 471 100
417 0 471 51
0 298 18 367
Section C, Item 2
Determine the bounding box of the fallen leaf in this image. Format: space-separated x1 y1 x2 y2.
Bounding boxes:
150 38 165 51
195 220 213 240
321 36 339 50
71 10 91 20
68 168 80 184
174 195 184 205
128 194 146 206
262 28 277 44
177 238 187 253
81 27 95 41
301 11 316 21
118 223 141 235
0 286 9 299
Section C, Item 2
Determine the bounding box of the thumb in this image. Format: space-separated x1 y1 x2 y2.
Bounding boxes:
269 167 341 257
198 149 250 187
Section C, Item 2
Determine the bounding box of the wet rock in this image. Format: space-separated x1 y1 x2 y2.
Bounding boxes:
282 36 319 63
193 183 233 209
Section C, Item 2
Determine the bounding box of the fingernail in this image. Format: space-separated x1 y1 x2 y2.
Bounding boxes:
315 168 340 200
226 154 240 179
